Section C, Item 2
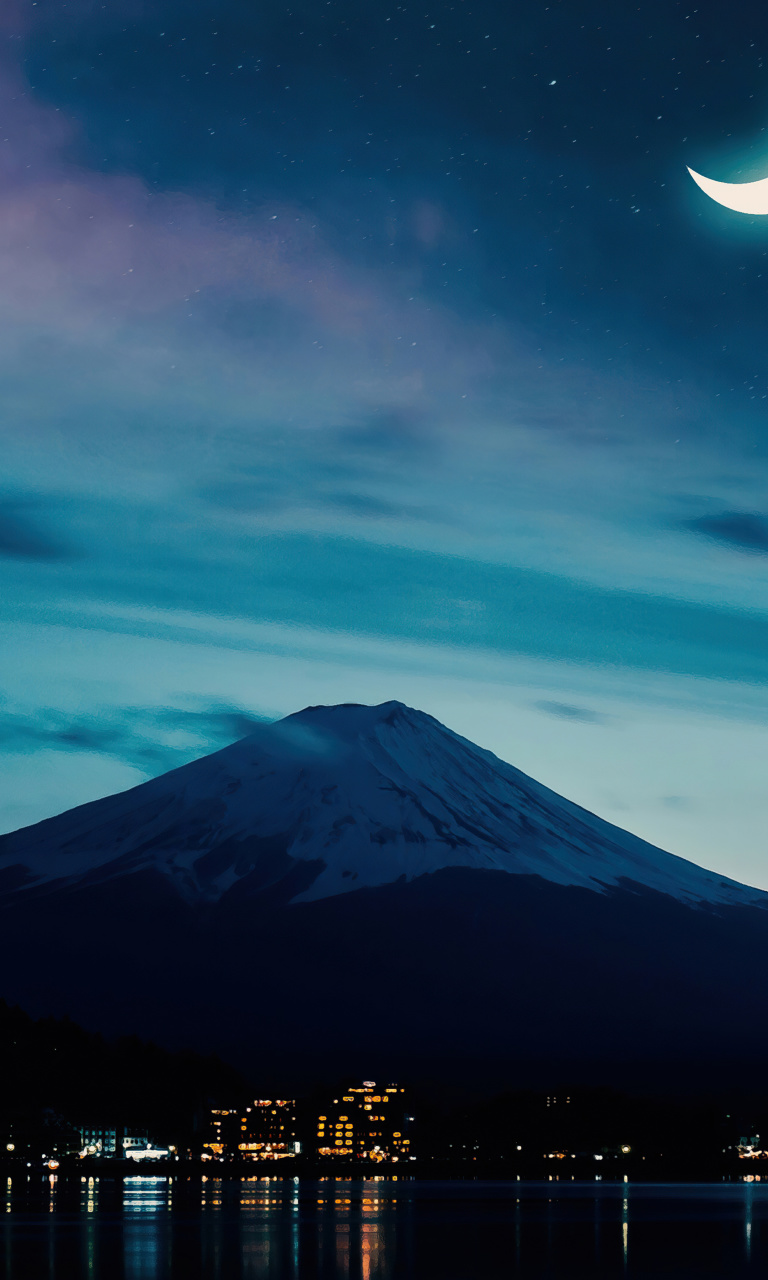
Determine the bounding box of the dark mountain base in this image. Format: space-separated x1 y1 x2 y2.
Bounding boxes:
2 867 768 1095
0 999 249 1147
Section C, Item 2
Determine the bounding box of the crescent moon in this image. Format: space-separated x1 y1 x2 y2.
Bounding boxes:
687 165 768 215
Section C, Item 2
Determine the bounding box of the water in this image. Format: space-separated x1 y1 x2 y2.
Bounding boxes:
3 1174 768 1278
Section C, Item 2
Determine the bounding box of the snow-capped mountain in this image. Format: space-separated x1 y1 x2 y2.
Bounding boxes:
0 700 762 910
3 701 768 1094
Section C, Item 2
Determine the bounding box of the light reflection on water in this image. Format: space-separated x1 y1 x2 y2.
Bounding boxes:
124 1178 172 1280
3 1175 768 1278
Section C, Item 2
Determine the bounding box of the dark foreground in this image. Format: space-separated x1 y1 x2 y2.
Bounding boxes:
3 1175 768 1279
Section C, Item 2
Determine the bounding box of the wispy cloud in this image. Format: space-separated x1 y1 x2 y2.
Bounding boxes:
0 499 73 560
0 700 269 775
686 512 768 554
534 700 608 724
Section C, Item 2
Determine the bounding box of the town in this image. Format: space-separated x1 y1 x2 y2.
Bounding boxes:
5 1077 768 1180
2 1080 417 1171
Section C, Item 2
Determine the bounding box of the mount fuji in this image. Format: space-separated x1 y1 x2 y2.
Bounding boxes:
2 701 768 1092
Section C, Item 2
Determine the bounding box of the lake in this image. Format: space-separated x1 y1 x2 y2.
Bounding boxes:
3 1174 768 1278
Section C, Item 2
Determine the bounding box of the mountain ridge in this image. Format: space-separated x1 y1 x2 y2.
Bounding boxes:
0 699 762 912
2 701 768 1091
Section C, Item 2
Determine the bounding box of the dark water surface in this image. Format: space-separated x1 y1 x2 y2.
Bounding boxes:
3 1174 768 1278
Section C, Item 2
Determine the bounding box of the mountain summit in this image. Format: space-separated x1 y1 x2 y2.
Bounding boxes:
0 700 762 911
3 701 768 1093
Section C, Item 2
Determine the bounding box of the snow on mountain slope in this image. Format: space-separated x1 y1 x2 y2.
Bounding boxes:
0 700 763 909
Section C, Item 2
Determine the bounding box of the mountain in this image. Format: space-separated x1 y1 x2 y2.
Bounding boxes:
2 700 768 1094
0 999 249 1142
0 700 761 909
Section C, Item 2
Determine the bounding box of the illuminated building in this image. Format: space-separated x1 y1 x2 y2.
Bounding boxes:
202 1108 239 1159
78 1126 117 1157
125 1144 172 1161
738 1135 768 1159
203 1100 299 1161
122 1130 150 1157
315 1081 414 1162
76 1126 152 1159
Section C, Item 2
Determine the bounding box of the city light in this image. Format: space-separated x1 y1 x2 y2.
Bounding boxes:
5 1078 744 1174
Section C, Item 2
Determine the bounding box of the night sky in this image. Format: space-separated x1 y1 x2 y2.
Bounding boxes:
4 0 768 885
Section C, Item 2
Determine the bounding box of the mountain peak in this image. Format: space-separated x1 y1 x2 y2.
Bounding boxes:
0 700 763 912
285 699 415 735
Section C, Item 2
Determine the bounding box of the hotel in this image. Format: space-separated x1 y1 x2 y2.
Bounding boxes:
204 1100 299 1161
316 1081 413 1162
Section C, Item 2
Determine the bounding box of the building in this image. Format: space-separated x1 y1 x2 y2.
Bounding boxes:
125 1143 172 1162
78 1126 117 1157
202 1108 238 1159
122 1129 150 1157
75 1126 154 1159
315 1081 413 1162
203 1100 299 1161
738 1135 768 1159
238 1100 299 1160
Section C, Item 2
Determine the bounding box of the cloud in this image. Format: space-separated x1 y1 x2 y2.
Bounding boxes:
198 480 290 515
0 712 121 755
0 157 502 426
327 492 426 520
534 700 608 724
686 512 768 554
338 409 433 458
0 500 71 560
0 701 271 777
162 705 270 742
